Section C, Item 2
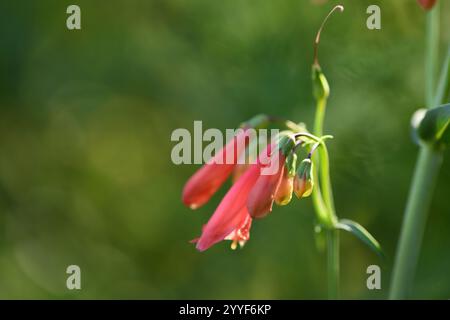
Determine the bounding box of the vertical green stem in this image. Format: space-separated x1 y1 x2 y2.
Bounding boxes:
314 98 326 137
425 5 440 108
389 3 441 299
313 96 339 299
327 229 340 299
389 146 442 299
319 146 337 219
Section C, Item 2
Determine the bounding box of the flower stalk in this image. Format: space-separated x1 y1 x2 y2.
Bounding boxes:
312 91 339 298
310 5 343 299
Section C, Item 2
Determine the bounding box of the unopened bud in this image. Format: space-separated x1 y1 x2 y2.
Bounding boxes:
312 65 330 101
275 169 294 206
294 158 314 198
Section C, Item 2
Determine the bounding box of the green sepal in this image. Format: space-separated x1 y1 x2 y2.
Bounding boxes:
285 152 298 177
297 158 313 180
277 133 296 157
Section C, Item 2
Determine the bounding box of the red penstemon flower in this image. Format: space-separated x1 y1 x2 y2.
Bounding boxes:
182 128 249 209
184 130 300 250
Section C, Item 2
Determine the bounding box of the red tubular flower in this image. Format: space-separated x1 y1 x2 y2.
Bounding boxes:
247 149 286 219
194 164 260 251
182 129 249 209
417 0 437 10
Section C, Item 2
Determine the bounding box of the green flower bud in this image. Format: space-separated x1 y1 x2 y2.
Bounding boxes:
274 169 294 206
294 158 314 198
274 152 297 206
277 134 296 157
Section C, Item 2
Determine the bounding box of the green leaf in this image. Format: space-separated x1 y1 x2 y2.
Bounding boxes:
337 219 384 258
417 103 450 145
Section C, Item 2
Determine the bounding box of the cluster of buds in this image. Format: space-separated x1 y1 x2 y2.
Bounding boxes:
182 115 321 251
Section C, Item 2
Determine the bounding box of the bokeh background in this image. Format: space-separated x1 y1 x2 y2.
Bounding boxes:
0 0 449 299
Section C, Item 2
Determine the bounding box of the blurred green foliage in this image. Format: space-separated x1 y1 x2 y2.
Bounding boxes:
0 0 449 299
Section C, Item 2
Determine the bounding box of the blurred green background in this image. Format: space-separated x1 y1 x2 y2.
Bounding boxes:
0 0 449 299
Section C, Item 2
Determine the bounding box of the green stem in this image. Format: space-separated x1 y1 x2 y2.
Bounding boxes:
319 144 337 221
323 144 339 299
312 179 332 227
389 146 442 299
425 4 440 108
313 98 336 218
313 96 339 298
327 229 340 299
314 97 326 137
389 3 441 300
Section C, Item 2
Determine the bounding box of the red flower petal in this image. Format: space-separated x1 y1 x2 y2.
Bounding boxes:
247 150 286 219
182 129 249 209
195 164 260 251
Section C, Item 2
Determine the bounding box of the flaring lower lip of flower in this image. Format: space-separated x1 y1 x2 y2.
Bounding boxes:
224 214 252 250
193 164 260 251
182 129 249 209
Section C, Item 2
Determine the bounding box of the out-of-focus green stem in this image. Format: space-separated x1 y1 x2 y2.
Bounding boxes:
389 146 442 299
390 3 442 300
425 4 440 108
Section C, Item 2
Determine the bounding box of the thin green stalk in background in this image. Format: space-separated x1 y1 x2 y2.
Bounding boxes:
390 3 443 299
425 3 440 109
389 147 442 299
